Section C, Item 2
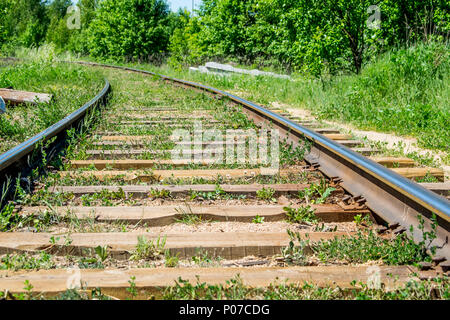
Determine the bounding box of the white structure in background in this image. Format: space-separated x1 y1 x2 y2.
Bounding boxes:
189 62 291 79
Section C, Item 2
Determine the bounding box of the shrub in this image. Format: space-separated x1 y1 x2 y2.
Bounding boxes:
87 0 171 61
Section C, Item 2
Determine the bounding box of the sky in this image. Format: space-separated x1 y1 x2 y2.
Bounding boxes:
168 0 200 12
72 1 200 13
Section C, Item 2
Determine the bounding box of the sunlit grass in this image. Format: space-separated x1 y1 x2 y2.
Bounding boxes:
111 42 449 154
0 47 103 153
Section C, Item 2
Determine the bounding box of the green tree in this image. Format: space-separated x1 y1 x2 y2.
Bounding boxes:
168 10 206 66
167 0 448 77
317 0 376 74
0 0 15 47
0 0 49 47
45 0 74 50
379 0 450 45
79 0 99 27
65 0 99 54
87 0 171 61
47 0 73 19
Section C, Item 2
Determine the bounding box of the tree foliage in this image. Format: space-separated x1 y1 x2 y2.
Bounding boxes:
0 0 48 48
87 0 171 61
45 0 73 49
169 0 449 76
1 0 448 76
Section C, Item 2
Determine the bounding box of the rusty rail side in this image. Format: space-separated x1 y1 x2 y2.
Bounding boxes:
0 79 111 201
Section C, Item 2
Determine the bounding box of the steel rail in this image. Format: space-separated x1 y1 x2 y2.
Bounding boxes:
69 61 450 260
0 79 111 181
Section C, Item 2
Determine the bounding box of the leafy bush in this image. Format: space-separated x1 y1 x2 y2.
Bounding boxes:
168 11 206 67
87 0 171 61
313 42 449 150
0 0 48 49
167 0 449 75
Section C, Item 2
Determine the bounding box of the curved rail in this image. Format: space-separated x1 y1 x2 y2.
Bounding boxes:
72 62 450 215
0 79 111 183
69 61 450 260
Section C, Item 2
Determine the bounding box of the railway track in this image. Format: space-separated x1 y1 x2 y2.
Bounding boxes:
0 62 449 300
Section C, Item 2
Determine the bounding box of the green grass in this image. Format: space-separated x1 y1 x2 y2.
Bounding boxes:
12 43 445 157
283 212 438 266
40 170 320 187
161 275 449 300
283 205 318 224
0 50 103 154
189 185 245 201
174 206 206 225
298 179 336 204
0 285 113 300
285 221 436 266
256 187 276 202
311 231 431 265
114 42 448 155
129 235 167 261
2 275 448 300
0 252 55 271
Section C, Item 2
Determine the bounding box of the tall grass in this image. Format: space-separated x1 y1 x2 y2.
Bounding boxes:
311 42 449 151
6 42 446 153
128 42 448 153
0 46 103 153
